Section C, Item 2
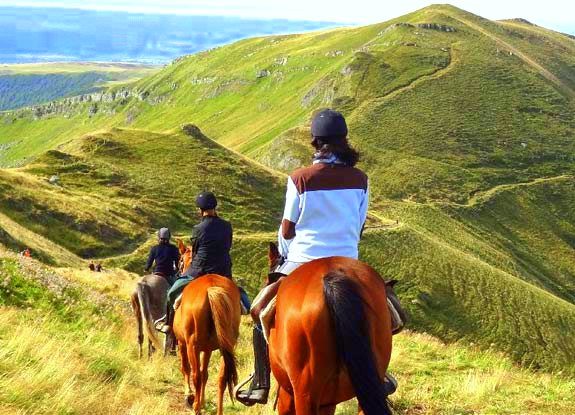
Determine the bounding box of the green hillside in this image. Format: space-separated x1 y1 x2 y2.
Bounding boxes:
0 62 158 111
1 5 574 204
0 2 574 401
0 127 284 259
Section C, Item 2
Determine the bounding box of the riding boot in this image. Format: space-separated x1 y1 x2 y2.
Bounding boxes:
155 305 173 334
236 326 270 405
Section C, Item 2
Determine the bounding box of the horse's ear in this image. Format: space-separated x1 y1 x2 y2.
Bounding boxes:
268 242 280 265
177 239 187 254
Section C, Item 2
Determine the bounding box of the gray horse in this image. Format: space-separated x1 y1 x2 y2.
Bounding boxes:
130 274 169 359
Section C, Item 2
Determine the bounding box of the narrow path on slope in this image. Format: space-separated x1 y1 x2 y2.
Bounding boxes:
349 46 461 122
443 174 573 208
0 210 84 267
454 17 575 99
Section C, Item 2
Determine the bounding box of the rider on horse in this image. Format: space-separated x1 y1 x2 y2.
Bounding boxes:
155 192 238 334
236 108 402 406
144 227 180 283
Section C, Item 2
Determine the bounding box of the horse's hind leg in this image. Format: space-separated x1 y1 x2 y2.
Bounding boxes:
179 340 194 408
199 351 211 411
148 339 155 360
277 387 295 415
216 356 227 415
187 340 202 414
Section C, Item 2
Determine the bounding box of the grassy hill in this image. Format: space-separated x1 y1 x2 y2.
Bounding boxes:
0 126 284 260
1 5 574 203
1 251 573 415
0 3 574 410
0 62 158 111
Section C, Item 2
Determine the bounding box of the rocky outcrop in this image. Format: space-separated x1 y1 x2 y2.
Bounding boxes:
416 23 457 32
256 69 271 78
325 50 344 57
8 85 161 121
381 22 457 34
274 56 288 66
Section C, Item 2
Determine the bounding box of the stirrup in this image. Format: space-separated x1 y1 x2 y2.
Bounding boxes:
234 373 256 405
384 373 398 395
235 373 270 406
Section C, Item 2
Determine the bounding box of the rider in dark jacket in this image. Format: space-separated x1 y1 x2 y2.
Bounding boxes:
144 227 180 282
155 192 239 334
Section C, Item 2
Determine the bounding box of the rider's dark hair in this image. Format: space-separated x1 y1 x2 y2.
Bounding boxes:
311 135 360 167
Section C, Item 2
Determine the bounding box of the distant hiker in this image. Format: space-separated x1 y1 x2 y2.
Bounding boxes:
144 227 180 283
22 248 31 258
155 192 250 334
237 109 397 405
95 263 102 272
89 261 96 272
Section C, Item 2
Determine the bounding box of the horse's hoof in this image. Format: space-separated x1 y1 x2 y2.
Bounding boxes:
185 395 195 408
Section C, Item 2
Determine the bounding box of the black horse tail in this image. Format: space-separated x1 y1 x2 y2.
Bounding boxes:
323 272 392 415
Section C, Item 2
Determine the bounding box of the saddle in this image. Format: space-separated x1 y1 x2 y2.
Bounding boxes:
259 278 407 343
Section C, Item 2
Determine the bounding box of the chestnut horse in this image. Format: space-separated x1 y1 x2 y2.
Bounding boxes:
173 274 241 415
177 239 193 274
267 244 394 415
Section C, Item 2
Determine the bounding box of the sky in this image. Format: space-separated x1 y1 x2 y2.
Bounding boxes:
2 0 574 33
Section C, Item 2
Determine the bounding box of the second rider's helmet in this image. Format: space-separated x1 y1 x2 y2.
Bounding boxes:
196 191 218 211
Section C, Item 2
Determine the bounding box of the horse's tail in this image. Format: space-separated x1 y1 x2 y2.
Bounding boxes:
323 272 393 415
207 286 239 401
137 282 162 352
130 291 144 358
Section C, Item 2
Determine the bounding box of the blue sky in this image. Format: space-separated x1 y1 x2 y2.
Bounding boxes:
3 0 574 33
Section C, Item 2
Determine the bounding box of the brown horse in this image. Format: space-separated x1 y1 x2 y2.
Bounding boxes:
177 238 193 273
267 244 394 415
173 274 241 415
130 274 169 358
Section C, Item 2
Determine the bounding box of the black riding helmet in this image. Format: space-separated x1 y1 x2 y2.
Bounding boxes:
196 191 217 210
310 109 348 140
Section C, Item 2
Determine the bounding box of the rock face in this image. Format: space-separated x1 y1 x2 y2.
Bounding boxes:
382 22 457 34
256 69 271 79
416 23 457 32
181 123 208 140
325 50 344 57
274 56 288 66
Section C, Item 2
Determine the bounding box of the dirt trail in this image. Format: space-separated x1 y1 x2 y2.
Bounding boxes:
446 175 572 208
455 17 575 99
349 46 460 123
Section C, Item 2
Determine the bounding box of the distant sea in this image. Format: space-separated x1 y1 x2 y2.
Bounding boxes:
0 7 339 64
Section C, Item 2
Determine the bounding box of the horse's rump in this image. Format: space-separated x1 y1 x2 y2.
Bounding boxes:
206 285 240 400
270 257 393 414
323 271 392 415
173 274 241 413
135 275 169 352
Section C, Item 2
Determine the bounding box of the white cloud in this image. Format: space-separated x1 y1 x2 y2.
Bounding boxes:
2 0 574 31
